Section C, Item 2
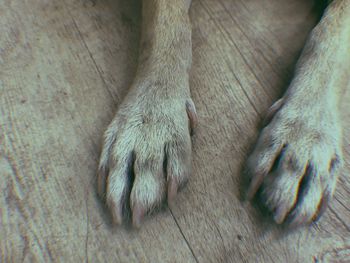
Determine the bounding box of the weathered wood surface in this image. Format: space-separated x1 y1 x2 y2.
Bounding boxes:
1 0 349 262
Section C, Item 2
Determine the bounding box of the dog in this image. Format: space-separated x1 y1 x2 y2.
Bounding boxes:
97 0 350 227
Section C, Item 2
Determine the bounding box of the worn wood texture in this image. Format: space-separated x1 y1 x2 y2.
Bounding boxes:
1 0 349 262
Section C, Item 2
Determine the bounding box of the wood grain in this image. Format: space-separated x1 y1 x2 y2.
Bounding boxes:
0 0 349 262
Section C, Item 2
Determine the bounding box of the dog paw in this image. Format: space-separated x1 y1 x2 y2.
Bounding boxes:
247 97 343 225
97 84 197 227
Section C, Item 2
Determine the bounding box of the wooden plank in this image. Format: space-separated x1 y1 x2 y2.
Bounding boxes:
1 0 349 262
169 0 350 262
0 0 196 262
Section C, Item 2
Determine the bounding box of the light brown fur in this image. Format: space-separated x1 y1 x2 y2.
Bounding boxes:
98 0 350 227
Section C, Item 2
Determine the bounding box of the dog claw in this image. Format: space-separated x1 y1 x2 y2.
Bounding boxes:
132 203 145 228
186 99 198 136
97 166 108 198
273 205 289 224
167 178 178 207
263 98 283 126
110 201 123 225
246 172 264 200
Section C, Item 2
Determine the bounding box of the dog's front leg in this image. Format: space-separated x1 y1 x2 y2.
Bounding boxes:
247 0 350 225
97 0 195 227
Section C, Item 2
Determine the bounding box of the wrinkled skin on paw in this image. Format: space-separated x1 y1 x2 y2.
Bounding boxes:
247 97 343 226
97 80 197 227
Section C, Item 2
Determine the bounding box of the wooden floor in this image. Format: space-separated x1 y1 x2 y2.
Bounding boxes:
1 0 349 262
